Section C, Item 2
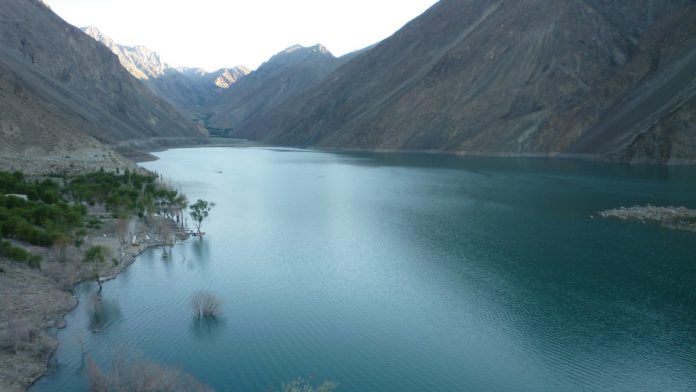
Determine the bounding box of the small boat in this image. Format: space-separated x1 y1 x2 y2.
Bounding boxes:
192 231 206 237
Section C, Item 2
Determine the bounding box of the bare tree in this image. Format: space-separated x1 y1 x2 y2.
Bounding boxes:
75 333 86 362
87 355 212 392
51 233 72 263
191 291 222 319
281 378 339 392
115 219 129 247
87 357 109 392
160 222 174 259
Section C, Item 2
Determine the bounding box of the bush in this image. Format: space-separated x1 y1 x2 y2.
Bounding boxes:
87 356 213 392
191 291 222 319
83 246 111 264
280 378 339 392
0 240 42 269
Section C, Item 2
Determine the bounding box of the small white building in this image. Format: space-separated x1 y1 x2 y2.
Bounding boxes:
4 194 29 201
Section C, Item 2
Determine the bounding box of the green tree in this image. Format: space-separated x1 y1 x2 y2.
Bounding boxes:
83 245 111 264
83 245 112 290
189 199 214 234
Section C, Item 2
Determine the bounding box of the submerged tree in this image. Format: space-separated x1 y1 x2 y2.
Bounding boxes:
280 378 338 392
189 199 215 234
191 291 222 319
87 355 212 392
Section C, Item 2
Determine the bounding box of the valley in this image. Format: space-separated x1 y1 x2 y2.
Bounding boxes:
1 0 696 390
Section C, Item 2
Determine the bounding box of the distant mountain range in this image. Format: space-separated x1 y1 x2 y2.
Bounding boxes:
81 26 250 126
2 0 695 167
83 27 343 136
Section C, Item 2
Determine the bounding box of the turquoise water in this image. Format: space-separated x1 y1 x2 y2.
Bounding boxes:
32 148 696 391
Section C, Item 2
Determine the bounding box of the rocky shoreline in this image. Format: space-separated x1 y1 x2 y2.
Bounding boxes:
597 205 696 232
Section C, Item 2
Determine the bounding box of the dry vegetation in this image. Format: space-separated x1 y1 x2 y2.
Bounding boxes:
280 378 339 392
191 291 222 319
87 355 212 392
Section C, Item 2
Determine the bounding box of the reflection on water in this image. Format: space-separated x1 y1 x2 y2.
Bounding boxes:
192 236 210 262
86 292 122 332
190 317 227 340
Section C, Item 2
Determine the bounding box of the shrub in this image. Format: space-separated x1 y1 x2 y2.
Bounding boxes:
0 240 42 269
191 291 222 319
83 246 111 264
87 355 213 392
280 378 339 392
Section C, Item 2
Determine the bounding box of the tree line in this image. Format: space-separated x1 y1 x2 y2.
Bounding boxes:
0 169 189 269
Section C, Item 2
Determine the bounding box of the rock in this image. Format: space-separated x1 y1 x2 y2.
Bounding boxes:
597 205 696 232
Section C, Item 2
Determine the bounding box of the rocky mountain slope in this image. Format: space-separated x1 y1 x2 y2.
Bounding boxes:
82 29 355 137
536 4 696 162
201 44 343 136
236 0 696 162
81 27 250 123
0 0 206 172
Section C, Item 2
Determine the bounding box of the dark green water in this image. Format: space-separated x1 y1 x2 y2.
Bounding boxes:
32 147 696 391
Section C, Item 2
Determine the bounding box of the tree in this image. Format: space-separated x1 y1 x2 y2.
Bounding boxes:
191 291 222 319
83 245 112 290
189 199 214 234
156 219 174 259
173 194 188 228
87 355 212 392
115 218 129 247
51 233 71 263
83 245 111 264
280 378 338 392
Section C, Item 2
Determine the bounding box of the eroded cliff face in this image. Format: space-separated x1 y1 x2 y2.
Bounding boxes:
226 0 695 162
0 0 205 170
537 6 696 163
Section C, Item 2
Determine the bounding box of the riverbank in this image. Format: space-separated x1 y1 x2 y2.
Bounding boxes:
0 214 188 391
597 205 696 232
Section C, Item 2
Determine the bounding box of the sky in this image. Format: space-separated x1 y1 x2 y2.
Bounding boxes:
44 0 438 71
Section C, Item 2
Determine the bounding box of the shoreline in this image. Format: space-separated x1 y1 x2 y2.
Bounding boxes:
30 222 188 390
135 141 696 167
0 215 189 391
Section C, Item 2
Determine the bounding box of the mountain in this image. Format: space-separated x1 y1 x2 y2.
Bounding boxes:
205 44 343 136
189 67 251 89
81 28 349 137
534 4 696 162
81 26 168 80
0 0 206 172
238 0 696 163
81 27 250 124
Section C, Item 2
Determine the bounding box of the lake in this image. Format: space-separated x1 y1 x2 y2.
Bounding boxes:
32 147 696 391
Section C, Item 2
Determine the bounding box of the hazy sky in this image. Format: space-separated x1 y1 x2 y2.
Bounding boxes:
44 0 438 71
